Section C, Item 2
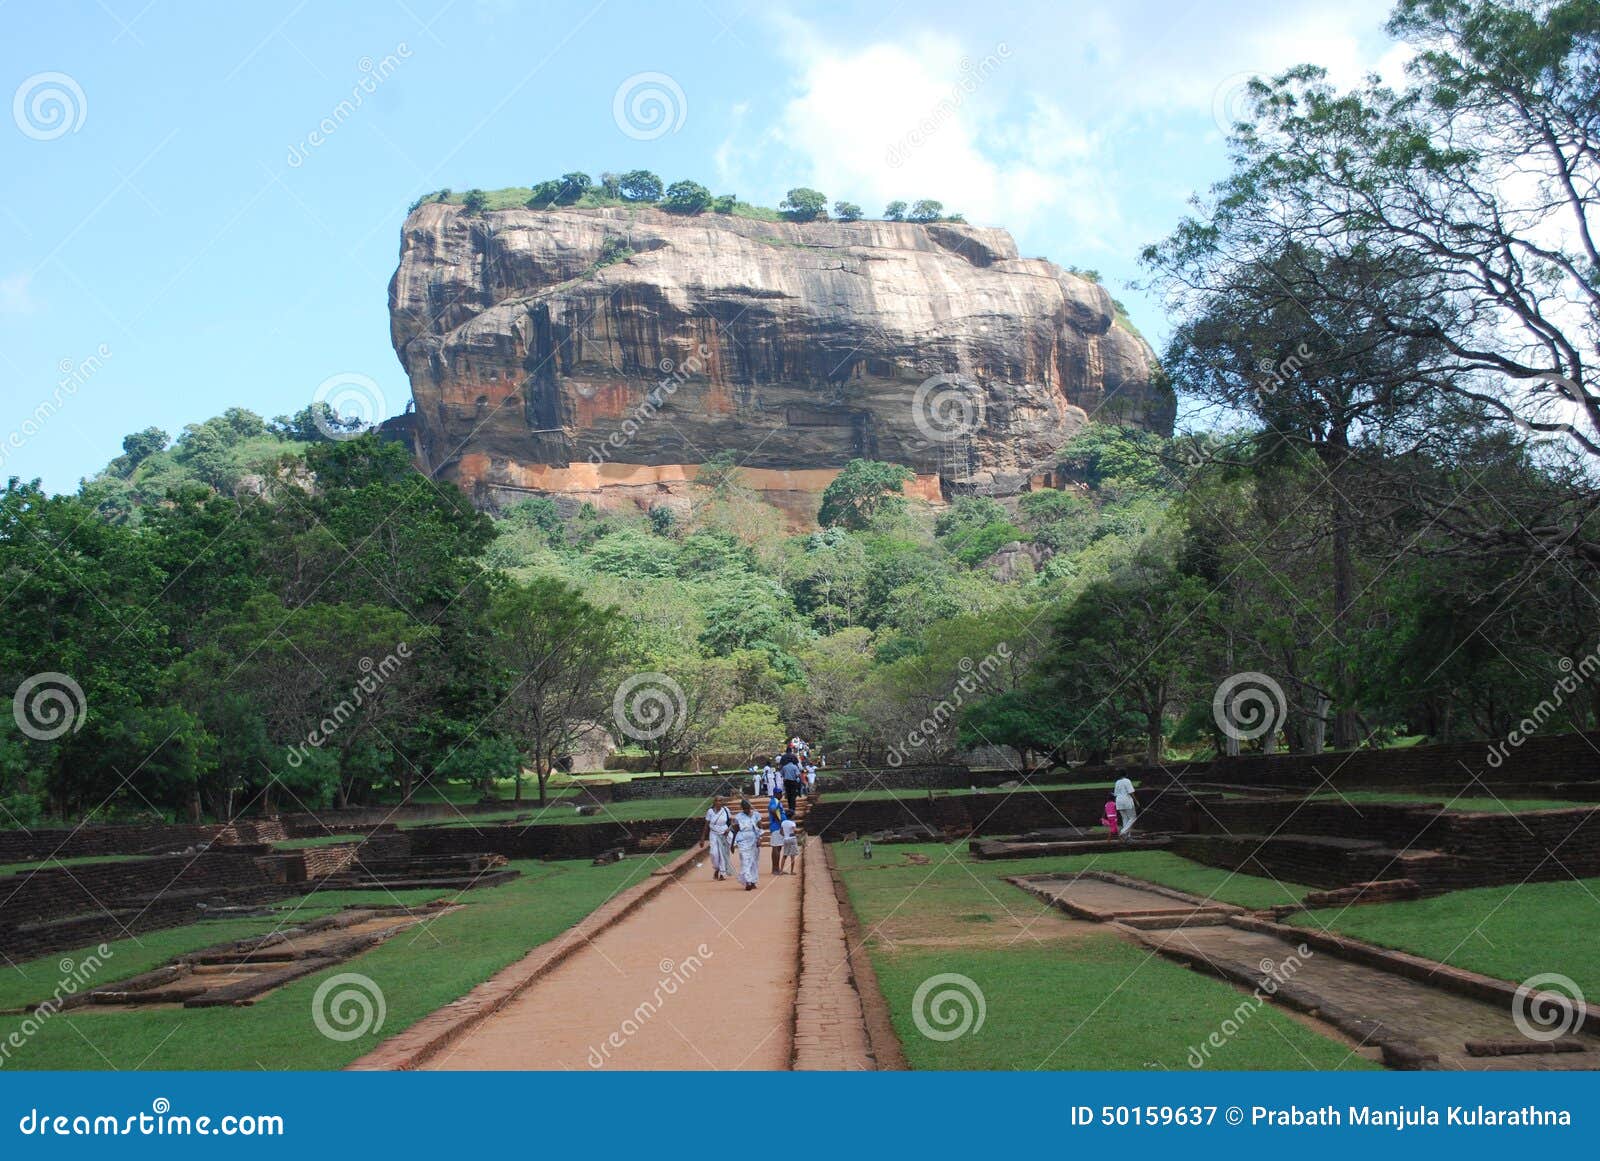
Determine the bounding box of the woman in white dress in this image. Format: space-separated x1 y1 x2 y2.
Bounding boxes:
732 797 762 890
1113 775 1137 838
701 795 732 881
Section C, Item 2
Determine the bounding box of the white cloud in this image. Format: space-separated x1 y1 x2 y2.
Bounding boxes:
1084 0 1404 115
0 273 35 315
716 27 1115 235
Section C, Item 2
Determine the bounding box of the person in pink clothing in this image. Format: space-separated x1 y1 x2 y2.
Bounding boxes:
1102 799 1120 837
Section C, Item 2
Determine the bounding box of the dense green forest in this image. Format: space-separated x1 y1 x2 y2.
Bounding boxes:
2 0 1596 826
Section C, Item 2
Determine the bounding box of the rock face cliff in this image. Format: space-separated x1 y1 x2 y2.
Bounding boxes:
388 202 1172 525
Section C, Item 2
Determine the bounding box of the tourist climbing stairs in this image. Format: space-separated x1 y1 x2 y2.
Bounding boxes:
757 792 812 846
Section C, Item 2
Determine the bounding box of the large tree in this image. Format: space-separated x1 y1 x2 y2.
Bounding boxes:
1145 0 1600 564
817 459 914 530
486 578 623 802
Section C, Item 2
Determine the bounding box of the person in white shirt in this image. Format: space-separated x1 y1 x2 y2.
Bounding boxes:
1113 776 1137 838
763 764 780 797
780 816 800 874
732 798 762 889
701 796 732 881
751 766 763 797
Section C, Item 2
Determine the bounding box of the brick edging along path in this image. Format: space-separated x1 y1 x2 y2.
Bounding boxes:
347 848 700 1071
791 838 876 1070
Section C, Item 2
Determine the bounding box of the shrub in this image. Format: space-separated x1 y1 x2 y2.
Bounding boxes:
779 187 828 221
662 180 713 214
526 180 563 209
833 201 863 221
555 172 592 203
907 199 943 222
884 200 907 221
618 170 664 201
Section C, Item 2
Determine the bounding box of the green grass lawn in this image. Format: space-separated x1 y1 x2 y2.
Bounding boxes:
402 798 710 828
1308 791 1593 813
0 854 147 877
1289 876 1600 999
271 834 369 849
0 855 668 1069
0 887 456 1011
835 844 1371 1070
838 843 1310 915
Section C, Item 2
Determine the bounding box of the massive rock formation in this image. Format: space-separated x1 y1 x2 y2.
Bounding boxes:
387 202 1172 526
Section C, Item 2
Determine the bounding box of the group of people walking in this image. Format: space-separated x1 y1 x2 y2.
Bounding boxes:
748 738 820 813
700 738 817 891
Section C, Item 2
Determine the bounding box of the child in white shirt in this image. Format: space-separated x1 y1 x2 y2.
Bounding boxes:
780 817 800 874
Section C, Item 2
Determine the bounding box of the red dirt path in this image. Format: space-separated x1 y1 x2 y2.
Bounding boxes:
428 860 801 1071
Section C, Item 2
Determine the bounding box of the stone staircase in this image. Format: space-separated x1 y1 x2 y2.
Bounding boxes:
740 792 813 846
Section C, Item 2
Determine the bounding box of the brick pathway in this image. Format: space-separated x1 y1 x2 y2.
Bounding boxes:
352 830 882 1072
793 840 875 1069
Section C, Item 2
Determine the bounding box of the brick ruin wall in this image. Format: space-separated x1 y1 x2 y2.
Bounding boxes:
1170 796 1600 889
0 851 289 961
407 818 702 862
604 763 986 802
803 786 1191 840
1178 730 1600 791
0 819 289 864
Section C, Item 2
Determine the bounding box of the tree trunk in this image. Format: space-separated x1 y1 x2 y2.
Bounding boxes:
1307 695 1329 755
1326 441 1359 749
1222 636 1240 756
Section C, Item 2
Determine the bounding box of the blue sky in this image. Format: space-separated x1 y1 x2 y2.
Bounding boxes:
1 0 1410 492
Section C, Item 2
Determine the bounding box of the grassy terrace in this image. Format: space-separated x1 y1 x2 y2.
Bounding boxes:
1290 876 1600 999
406 781 1126 830
1304 790 1593 813
834 843 1369 1070
0 855 669 1069
0 854 146 877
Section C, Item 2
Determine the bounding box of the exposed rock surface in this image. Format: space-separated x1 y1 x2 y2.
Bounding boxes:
387 203 1173 525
